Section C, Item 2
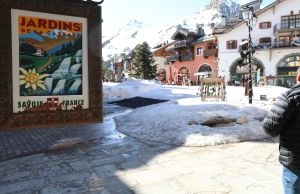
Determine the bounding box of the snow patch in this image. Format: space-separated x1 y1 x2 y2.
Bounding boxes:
104 79 287 147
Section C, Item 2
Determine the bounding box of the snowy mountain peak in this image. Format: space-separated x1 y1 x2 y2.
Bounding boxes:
206 0 222 9
126 18 144 28
102 0 242 61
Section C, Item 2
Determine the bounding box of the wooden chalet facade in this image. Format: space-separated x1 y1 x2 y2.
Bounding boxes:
163 26 218 85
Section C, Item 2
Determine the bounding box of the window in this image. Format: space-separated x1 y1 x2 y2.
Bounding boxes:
259 37 272 43
279 36 291 47
281 16 289 29
196 47 203 56
281 14 300 29
297 15 300 28
277 54 300 87
226 40 237 49
259 22 271 29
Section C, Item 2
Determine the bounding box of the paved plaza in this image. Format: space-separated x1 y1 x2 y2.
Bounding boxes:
0 104 282 194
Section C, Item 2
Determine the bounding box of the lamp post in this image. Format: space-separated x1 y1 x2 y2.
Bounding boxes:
214 57 219 77
240 0 261 104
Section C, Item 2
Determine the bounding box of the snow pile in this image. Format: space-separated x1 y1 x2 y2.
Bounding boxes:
103 79 161 102
104 79 288 147
114 99 269 146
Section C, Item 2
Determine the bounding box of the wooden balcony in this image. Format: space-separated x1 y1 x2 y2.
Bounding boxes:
273 23 300 35
252 40 300 50
174 40 187 49
166 54 194 63
166 55 179 63
203 49 218 57
180 54 194 61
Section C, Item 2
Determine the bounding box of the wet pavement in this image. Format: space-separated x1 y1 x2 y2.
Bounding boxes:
0 103 282 194
0 104 127 162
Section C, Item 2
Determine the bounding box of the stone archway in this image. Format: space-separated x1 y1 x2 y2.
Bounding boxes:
198 64 212 73
229 57 264 86
195 64 213 84
276 53 300 87
177 66 190 85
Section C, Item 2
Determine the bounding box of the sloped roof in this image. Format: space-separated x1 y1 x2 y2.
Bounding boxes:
152 42 175 57
171 27 189 40
192 35 216 44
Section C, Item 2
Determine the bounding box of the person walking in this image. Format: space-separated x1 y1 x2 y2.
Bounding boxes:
262 68 300 194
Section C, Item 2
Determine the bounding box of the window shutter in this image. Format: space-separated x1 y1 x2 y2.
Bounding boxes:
259 23 263 29
259 37 272 43
267 22 271 28
234 40 237 49
226 41 230 49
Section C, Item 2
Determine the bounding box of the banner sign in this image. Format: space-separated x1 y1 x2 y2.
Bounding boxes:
11 9 89 113
236 64 258 74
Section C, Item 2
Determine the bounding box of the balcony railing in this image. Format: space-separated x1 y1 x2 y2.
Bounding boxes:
273 23 300 34
252 42 273 49
166 53 194 63
252 39 300 50
166 55 179 63
203 49 218 57
174 40 187 49
180 54 194 61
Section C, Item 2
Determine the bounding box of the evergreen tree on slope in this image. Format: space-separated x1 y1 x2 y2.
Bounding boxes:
131 42 156 80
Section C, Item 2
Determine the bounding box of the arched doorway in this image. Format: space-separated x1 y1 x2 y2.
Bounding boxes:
229 58 264 86
195 64 213 85
277 54 300 87
157 68 166 83
198 64 212 73
177 66 190 85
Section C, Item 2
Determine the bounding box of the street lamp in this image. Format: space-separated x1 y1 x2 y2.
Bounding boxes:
214 57 220 77
240 0 261 104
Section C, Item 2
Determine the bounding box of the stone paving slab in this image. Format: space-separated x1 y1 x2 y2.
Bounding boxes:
0 104 125 162
0 104 283 194
0 136 282 194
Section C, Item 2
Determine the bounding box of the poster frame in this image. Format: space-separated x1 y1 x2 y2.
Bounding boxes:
0 0 103 130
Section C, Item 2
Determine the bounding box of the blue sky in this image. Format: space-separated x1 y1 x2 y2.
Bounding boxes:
102 0 275 35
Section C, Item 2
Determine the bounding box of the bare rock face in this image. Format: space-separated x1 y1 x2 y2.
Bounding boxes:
201 116 236 127
213 0 241 19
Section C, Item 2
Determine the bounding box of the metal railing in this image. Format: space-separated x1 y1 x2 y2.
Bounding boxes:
273 23 300 34
174 40 187 48
252 40 300 49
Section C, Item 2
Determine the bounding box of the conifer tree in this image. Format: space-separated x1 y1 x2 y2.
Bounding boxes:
131 42 156 80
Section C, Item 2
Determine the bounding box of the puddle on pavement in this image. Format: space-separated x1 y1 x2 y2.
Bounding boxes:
102 109 132 144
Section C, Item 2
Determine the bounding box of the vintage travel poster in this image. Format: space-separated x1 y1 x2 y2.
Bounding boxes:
11 9 89 113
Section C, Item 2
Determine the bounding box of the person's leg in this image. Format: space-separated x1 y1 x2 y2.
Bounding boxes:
282 166 300 194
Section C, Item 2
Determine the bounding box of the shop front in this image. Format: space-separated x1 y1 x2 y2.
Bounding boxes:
276 54 300 88
229 58 264 86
